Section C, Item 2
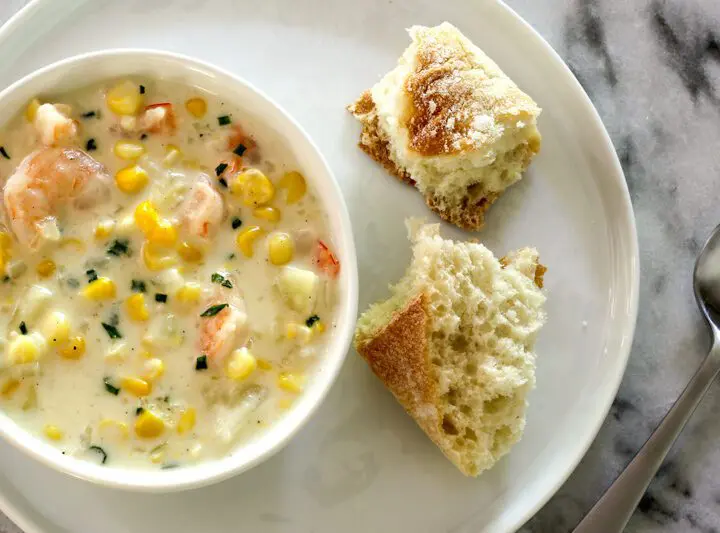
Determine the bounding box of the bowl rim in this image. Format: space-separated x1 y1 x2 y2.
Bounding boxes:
0 48 359 492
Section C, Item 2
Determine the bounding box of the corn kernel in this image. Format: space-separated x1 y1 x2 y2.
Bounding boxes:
121 377 152 397
286 323 313 343
107 80 144 116
94 218 115 240
7 333 47 365
252 206 281 223
285 322 298 340
236 225 263 258
98 419 129 441
43 425 64 441
113 140 146 161
315 321 326 334
41 310 70 346
36 259 56 278
177 241 203 263
134 200 159 234
225 348 257 381
279 171 307 204
177 407 196 435
231 169 274 207
1 379 20 398
125 293 149 322
148 219 177 248
278 398 294 410
277 372 305 394
25 98 41 122
143 358 165 381
142 242 177 271
115 165 149 194
57 237 86 253
134 410 165 439
257 358 272 371
82 277 116 300
185 97 207 118
175 282 202 305
59 336 86 360
268 232 294 266
163 144 182 167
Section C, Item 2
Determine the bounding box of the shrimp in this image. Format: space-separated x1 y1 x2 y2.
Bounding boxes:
179 176 225 239
2 147 111 249
198 289 248 367
34 103 78 147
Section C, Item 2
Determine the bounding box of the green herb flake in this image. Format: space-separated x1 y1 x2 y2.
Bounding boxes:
85 138 97 151
211 273 224 284
218 115 231 126
195 355 208 370
0 147 10 160
101 322 122 339
81 110 97 119
231 217 242 230
18 322 27 335
155 293 168 303
89 445 108 464
86 269 98 283
232 143 247 157
200 303 228 317
135 407 144 416
139 84 146 94
215 163 228 176
131 279 146 293
107 239 131 257
103 378 120 396
218 178 228 188
306 315 320 327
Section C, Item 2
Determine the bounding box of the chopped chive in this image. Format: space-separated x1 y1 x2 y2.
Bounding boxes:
2 275 10 283
103 378 120 395
227 253 236 260
162 395 170 403
232 143 247 157
306 315 320 327
81 110 97 119
200 303 228 317
0 147 10 160
161 462 180 470
18 322 27 335
101 323 122 339
85 138 97 151
140 133 148 140
135 407 144 416
139 84 146 94
215 163 228 176
86 269 98 283
88 445 108 464
131 279 146 293
218 115 231 126
221 279 233 289
195 355 208 370
211 273 224 284
108 312 120 327
107 239 131 257
218 178 228 188
231 217 242 230
155 293 168 303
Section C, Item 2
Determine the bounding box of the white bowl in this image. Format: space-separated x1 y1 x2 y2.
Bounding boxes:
0 49 359 492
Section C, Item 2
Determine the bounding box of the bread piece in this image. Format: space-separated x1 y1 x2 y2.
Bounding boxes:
354 222 546 476
348 23 541 230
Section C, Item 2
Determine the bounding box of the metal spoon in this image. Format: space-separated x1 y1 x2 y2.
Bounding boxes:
573 224 720 532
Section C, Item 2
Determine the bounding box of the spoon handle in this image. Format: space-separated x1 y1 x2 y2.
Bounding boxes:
572 345 720 533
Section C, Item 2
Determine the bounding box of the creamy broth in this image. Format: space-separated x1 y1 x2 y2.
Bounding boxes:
0 79 340 469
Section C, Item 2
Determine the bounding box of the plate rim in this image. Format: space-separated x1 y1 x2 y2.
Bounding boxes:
0 0 640 531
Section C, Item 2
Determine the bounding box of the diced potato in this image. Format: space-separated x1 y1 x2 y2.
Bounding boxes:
19 285 53 322
275 266 318 313
98 419 129 441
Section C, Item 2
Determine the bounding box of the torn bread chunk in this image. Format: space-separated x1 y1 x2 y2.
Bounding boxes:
348 22 541 230
354 222 546 476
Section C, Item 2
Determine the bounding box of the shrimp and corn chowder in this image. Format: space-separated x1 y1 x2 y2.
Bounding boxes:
0 79 340 469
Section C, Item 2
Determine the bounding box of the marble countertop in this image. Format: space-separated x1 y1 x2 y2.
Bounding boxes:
0 0 717 531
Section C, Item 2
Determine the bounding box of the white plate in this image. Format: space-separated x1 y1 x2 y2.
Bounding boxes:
0 0 638 532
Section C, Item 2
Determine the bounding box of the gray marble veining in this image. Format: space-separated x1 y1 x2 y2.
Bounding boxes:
1 0 719 532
